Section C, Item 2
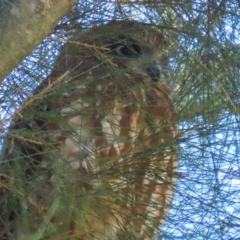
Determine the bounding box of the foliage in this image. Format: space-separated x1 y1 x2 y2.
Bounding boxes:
1 1 240 239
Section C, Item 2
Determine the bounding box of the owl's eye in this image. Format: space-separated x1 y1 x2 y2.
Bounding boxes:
116 43 141 57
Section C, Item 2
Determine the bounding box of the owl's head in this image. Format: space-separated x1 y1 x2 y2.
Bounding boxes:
87 21 170 83
55 21 171 88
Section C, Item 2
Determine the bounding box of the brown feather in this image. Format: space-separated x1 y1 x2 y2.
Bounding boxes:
1 21 177 240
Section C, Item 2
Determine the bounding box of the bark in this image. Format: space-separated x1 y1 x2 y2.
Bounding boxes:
0 0 78 82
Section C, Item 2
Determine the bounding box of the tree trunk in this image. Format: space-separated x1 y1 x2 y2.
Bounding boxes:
0 0 77 82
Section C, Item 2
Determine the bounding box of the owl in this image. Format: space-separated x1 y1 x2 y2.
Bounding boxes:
0 21 177 240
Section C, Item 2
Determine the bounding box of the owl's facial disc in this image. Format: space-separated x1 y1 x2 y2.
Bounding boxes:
108 36 169 83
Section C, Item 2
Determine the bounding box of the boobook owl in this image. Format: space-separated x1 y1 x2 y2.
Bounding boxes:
0 20 178 240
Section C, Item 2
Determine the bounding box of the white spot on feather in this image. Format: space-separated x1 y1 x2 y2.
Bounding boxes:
83 102 90 108
69 115 82 124
116 114 122 122
101 119 114 144
60 137 80 158
76 84 86 89
96 85 102 91
68 158 80 169
61 107 72 115
62 92 70 97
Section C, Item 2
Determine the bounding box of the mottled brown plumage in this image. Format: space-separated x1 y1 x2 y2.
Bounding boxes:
1 21 177 240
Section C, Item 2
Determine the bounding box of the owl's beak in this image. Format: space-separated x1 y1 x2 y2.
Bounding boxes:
146 65 161 82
